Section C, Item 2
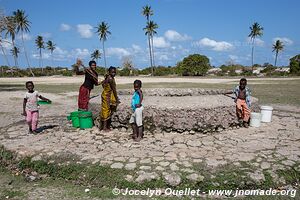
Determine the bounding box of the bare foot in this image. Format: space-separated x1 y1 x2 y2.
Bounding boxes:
243 122 249 128
103 128 111 132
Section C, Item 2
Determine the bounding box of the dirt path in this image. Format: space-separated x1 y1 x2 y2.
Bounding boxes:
1 76 300 85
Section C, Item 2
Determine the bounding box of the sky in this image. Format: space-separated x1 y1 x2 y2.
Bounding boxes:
0 0 300 69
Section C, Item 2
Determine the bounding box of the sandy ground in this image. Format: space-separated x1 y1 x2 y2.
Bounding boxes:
0 79 300 199
0 76 300 85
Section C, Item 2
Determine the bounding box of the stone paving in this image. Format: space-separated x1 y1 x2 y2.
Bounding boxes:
0 109 299 186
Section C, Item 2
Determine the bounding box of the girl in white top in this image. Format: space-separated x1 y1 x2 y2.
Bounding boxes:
22 81 51 134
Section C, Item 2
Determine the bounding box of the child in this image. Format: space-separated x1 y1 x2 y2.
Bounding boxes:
129 80 144 141
22 81 51 134
224 78 251 128
101 66 120 131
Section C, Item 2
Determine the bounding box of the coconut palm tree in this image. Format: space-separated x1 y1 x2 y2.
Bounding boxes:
272 40 284 67
91 49 101 63
96 21 111 68
35 35 44 69
5 16 17 67
142 5 153 22
248 22 263 71
10 46 20 67
46 40 56 68
144 20 158 75
0 13 11 67
142 5 154 74
13 9 34 76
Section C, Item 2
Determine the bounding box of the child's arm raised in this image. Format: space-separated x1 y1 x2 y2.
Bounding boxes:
39 95 51 102
22 98 27 116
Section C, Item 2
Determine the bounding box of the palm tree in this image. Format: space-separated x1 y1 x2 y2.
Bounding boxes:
46 40 56 68
96 21 111 68
10 46 20 67
13 9 34 76
0 13 11 67
5 16 17 67
91 49 101 63
142 5 153 22
248 22 263 71
142 5 154 74
144 20 158 75
35 35 44 69
272 40 284 67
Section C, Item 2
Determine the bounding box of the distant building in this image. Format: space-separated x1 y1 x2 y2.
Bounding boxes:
207 68 222 74
234 69 243 74
253 67 265 74
275 67 290 72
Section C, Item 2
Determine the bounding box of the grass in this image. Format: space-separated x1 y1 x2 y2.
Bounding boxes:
1 145 299 199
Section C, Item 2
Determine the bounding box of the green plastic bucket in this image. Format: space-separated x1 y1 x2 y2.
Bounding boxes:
78 111 93 129
38 100 52 105
68 111 81 128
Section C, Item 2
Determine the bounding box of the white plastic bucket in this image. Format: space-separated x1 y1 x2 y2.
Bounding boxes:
260 106 273 122
250 112 261 127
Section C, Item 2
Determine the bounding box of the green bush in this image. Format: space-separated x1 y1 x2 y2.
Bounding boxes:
176 54 211 76
261 66 276 73
290 54 300 75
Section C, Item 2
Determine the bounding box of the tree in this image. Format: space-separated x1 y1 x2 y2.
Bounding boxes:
10 46 20 67
290 54 300 75
122 56 134 75
142 5 154 74
176 54 210 76
35 35 44 69
96 21 111 68
0 12 11 67
13 9 34 76
272 40 284 67
5 16 17 67
143 20 158 75
46 40 56 67
91 49 101 63
248 22 263 70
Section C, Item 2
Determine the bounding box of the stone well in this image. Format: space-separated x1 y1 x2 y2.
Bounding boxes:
90 88 258 133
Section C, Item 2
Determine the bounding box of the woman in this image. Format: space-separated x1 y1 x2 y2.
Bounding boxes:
101 66 120 131
76 60 99 111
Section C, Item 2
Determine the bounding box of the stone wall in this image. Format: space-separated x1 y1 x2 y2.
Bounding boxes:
90 88 259 133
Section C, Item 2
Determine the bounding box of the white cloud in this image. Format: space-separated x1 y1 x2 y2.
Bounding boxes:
76 24 93 38
0 39 12 49
107 47 131 58
41 32 52 39
247 37 264 47
194 37 233 51
60 23 71 31
273 37 293 46
32 53 50 59
153 36 170 48
164 30 191 42
72 48 91 58
229 55 239 60
52 46 69 61
132 44 143 53
158 54 170 61
17 33 31 41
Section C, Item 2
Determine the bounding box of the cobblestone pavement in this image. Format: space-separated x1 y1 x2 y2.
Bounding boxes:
1 107 299 185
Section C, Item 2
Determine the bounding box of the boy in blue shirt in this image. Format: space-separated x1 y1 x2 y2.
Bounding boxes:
129 80 144 141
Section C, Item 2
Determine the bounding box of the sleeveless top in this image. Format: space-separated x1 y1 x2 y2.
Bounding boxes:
131 91 141 111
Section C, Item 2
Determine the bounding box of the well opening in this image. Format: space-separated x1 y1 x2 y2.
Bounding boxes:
90 88 258 133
